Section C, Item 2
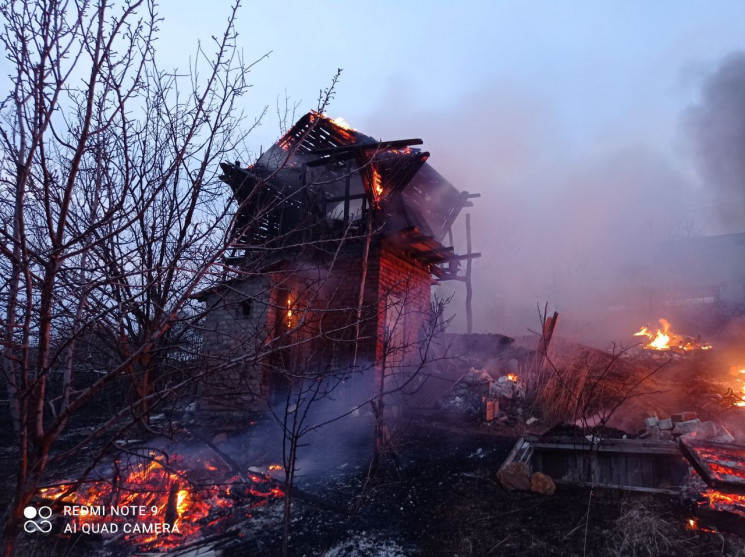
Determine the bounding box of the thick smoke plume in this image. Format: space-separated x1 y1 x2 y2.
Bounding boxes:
687 51 745 232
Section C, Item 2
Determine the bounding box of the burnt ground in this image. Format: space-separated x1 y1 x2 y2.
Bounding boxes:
213 414 745 556
3 412 745 557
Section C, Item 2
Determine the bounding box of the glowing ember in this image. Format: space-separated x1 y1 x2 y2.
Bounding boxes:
633 318 711 352
268 464 283 471
38 453 283 551
699 488 745 519
506 374 518 382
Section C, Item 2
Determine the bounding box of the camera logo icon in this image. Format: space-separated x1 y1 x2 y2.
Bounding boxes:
23 506 53 534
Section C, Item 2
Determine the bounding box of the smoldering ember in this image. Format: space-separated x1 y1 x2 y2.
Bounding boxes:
2 4 745 557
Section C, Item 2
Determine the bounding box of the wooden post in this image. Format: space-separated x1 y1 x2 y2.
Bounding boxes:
539 311 559 357
465 213 473 334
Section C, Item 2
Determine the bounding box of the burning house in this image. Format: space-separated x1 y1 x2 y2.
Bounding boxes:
196 112 478 413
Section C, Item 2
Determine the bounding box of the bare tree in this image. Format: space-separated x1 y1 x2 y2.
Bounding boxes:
0 0 268 551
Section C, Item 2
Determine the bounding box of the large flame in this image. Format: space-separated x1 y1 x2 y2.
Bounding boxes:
633 318 711 351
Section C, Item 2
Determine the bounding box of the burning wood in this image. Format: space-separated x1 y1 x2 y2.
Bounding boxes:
37 451 283 551
633 318 712 352
680 439 745 533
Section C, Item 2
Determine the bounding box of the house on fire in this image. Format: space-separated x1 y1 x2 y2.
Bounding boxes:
196 112 478 412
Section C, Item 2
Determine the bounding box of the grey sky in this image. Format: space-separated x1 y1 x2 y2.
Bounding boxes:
157 1 745 338
161 1 745 161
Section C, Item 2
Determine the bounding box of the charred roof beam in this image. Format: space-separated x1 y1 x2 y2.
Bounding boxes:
308 138 423 158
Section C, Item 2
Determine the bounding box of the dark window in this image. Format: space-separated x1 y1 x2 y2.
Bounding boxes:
240 299 252 317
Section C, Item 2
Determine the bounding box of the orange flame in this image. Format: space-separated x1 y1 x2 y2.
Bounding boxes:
506 374 518 382
372 166 383 199
327 115 355 131
633 318 711 351
38 453 283 551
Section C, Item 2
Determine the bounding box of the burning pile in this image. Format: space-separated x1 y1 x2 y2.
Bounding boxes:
38 451 283 551
633 318 712 352
682 440 745 532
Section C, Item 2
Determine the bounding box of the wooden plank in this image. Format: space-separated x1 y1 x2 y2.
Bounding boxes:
310 138 423 155
531 442 681 456
599 454 612 485
465 213 473 334
447 252 482 261
680 439 745 494
610 454 622 486
554 479 681 495
499 437 528 469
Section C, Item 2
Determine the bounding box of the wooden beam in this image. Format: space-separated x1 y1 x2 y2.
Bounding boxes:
448 252 482 261
466 213 473 334
310 138 423 156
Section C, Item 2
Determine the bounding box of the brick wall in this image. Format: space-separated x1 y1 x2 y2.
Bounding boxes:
198 243 433 415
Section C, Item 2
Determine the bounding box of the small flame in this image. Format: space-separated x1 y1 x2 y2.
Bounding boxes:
268 464 283 471
736 383 745 407
372 166 383 199
506 374 518 382
327 116 355 131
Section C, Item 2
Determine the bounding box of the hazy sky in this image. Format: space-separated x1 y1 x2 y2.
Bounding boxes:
157 1 745 339
160 2 744 155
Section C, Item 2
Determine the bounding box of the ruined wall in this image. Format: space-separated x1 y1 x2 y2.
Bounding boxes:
198 276 272 415
197 244 434 417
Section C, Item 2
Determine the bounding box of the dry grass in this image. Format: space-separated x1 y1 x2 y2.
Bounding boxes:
528 343 662 428
606 497 692 557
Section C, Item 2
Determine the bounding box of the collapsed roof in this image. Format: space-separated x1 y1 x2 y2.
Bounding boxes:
219 111 478 278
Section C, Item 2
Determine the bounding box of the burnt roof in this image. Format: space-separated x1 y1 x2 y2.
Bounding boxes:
220 112 475 270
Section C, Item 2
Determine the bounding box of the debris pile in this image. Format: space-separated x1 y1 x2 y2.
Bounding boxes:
437 368 526 423
639 411 734 443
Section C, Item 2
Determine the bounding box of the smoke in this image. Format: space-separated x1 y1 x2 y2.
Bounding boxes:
220 372 376 485
686 52 745 232
361 78 711 346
